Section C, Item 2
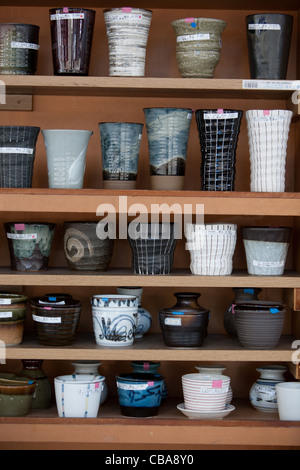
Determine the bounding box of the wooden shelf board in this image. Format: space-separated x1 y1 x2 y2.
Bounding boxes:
0 399 299 449
0 267 299 288
5 334 296 361
0 189 300 216
1 76 297 100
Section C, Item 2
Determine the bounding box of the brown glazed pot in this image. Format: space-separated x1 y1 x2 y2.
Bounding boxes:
234 301 285 349
159 292 210 348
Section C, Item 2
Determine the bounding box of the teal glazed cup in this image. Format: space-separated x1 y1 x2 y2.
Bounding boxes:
4 222 56 271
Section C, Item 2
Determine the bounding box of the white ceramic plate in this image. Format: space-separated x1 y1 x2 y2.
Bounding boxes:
177 403 235 420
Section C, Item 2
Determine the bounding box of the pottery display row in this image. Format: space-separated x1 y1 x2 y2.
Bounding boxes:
0 11 293 80
2 222 293 280
1 361 299 420
0 107 292 193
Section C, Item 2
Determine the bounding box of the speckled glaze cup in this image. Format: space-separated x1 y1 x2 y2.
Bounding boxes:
171 17 226 78
104 8 152 76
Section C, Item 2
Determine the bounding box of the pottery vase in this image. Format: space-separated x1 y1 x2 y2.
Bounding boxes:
71 361 108 404
0 23 40 75
99 122 143 189
0 293 27 346
49 8 95 75
144 108 193 190
4 222 55 272
195 109 243 191
0 126 40 188
250 365 287 413
171 17 226 78
63 221 114 271
19 360 52 409
91 295 138 347
195 365 233 404
117 287 152 338
54 374 105 418
246 109 293 192
185 223 237 275
234 300 286 349
104 8 152 77
30 296 82 346
128 222 178 275
42 129 92 189
224 287 261 338
242 226 292 276
116 372 164 417
246 14 293 80
130 361 168 400
159 292 210 348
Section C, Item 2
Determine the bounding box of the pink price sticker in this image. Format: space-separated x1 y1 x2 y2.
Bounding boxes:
95 383 100 389
122 7 132 12
43 306 52 310
185 17 194 23
218 108 224 114
212 380 223 389
147 381 154 387
63 7 69 12
263 110 270 116
143 362 150 371
14 223 25 231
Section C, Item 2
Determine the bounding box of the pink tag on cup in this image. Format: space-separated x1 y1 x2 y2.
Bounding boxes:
15 223 25 231
122 7 132 12
63 7 69 12
212 380 223 388
147 381 154 386
43 307 52 310
143 362 150 371
185 17 194 23
95 383 100 389
218 108 224 114
263 110 270 116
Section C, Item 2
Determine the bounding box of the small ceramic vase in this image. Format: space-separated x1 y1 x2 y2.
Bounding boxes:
249 365 287 413
159 292 210 348
128 222 178 275
71 361 108 404
171 17 226 78
54 374 105 418
185 223 237 275
195 109 243 191
0 23 40 75
246 14 293 80
117 287 152 338
19 360 52 409
224 287 262 338
246 109 293 192
116 372 164 417
42 129 92 189
63 221 114 271
0 126 40 188
130 361 168 400
104 8 152 76
0 293 27 346
4 222 56 272
144 108 193 190
195 364 233 404
234 301 286 350
91 295 138 347
242 226 292 276
99 122 143 189
49 8 96 75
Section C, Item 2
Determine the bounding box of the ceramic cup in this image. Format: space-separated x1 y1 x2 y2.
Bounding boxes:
276 383 300 421
0 293 27 346
117 287 152 338
42 129 92 189
91 294 138 347
54 374 105 418
182 373 231 411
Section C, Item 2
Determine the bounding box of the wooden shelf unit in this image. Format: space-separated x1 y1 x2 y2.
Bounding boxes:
0 0 299 450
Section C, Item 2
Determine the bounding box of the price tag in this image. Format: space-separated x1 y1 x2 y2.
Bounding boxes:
7 233 37 240
0 312 13 318
11 42 40 50
50 13 85 20
177 33 210 42
165 317 181 326
253 260 285 267
248 24 281 31
243 80 300 90
0 147 34 154
117 382 149 390
0 299 11 305
204 112 239 120
32 314 62 324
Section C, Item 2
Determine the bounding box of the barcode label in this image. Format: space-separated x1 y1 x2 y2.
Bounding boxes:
243 80 300 90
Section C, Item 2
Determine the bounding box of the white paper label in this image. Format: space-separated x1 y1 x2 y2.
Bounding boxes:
253 260 285 268
32 314 62 324
248 23 281 31
38 300 65 305
11 42 40 50
0 312 13 318
254 385 276 398
243 80 300 90
197 387 229 395
177 33 210 43
204 112 239 120
0 147 34 154
187 113 193 119
165 317 182 326
50 13 85 20
0 299 11 305
7 233 37 240
105 13 144 21
117 382 149 390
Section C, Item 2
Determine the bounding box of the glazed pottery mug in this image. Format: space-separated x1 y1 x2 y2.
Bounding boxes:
276 382 300 421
